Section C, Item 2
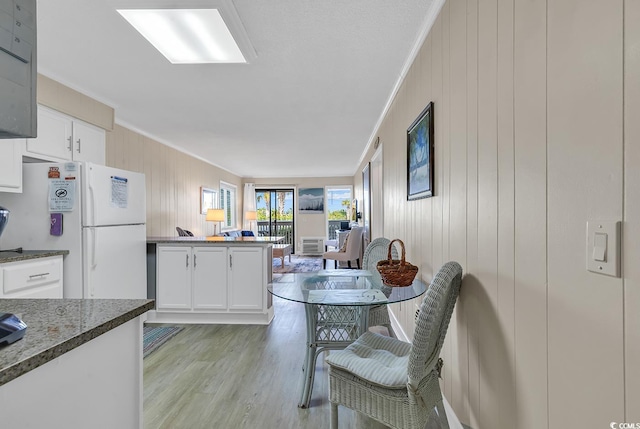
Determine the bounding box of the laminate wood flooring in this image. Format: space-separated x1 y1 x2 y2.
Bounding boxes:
143 296 357 429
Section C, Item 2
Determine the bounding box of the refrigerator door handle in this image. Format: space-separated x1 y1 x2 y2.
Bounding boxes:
87 165 97 226
91 228 98 269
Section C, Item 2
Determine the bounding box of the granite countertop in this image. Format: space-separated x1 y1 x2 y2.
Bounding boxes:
0 298 154 387
0 250 69 264
147 236 284 244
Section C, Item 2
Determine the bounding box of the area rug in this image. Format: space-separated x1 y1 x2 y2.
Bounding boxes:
143 326 183 358
273 254 323 273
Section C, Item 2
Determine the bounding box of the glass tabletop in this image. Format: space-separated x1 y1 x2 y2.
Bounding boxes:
268 270 427 306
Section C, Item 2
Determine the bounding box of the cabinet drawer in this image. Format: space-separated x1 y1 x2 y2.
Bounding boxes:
2 257 62 295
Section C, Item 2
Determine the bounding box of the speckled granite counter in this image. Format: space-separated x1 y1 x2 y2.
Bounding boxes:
0 249 69 264
147 236 283 244
0 298 154 386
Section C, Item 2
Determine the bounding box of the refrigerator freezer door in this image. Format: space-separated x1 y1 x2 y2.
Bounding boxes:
83 224 147 299
82 163 146 227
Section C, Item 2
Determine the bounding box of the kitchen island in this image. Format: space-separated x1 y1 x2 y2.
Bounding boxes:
0 298 154 428
147 236 282 325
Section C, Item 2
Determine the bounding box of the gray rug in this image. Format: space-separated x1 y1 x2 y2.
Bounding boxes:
273 254 322 273
143 326 183 358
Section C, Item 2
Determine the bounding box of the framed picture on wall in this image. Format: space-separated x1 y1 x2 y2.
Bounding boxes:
201 186 217 214
407 101 434 200
298 187 324 213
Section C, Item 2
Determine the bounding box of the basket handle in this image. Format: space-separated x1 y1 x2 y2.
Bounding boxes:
387 239 406 266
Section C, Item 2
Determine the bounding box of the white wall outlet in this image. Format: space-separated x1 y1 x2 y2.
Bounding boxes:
586 220 620 277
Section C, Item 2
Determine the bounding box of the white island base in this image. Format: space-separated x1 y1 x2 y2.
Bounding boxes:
0 316 144 429
147 241 275 325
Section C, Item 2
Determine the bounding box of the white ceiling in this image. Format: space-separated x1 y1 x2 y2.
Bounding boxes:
36 0 435 178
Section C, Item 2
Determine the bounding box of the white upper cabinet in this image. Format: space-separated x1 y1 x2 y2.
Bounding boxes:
0 139 23 193
25 105 106 164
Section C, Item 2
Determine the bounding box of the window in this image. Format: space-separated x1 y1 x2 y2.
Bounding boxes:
219 181 237 230
326 186 353 239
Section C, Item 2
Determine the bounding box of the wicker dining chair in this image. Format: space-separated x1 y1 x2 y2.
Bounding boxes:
326 261 463 429
362 237 398 335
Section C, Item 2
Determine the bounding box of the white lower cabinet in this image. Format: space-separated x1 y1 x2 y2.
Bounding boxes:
155 245 270 324
228 247 263 310
193 247 228 310
0 255 64 299
156 246 192 310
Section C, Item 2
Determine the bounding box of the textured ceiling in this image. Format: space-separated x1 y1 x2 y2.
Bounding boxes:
37 0 434 178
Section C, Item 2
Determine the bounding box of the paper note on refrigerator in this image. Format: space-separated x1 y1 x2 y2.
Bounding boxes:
110 176 128 208
48 179 76 212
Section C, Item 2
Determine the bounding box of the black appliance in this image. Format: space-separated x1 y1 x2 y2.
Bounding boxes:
0 313 27 346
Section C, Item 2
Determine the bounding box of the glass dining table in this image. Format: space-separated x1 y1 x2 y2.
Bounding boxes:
268 269 427 408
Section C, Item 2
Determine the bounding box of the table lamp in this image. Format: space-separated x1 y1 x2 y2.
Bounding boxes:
245 210 257 231
206 208 225 236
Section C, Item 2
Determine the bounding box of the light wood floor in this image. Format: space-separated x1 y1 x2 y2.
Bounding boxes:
143 296 358 429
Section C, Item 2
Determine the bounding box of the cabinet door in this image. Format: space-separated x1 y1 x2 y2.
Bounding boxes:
157 246 191 311
228 247 263 310
0 139 23 193
25 105 72 161
72 120 105 164
192 247 227 310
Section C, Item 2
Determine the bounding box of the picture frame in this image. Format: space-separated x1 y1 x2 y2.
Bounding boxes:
298 187 324 213
201 186 217 214
407 101 434 200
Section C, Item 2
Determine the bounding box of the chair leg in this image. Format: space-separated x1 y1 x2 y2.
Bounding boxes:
347 261 352 268
356 258 360 269
331 403 338 429
323 259 326 269
334 260 337 269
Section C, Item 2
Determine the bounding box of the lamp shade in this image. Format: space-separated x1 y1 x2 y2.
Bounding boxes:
245 210 257 221
206 208 225 222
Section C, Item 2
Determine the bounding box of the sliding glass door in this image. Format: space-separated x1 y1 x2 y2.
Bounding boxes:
256 189 295 250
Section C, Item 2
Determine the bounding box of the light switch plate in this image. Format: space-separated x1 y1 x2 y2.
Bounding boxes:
587 220 620 277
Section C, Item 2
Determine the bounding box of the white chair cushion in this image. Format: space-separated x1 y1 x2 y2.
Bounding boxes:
325 331 411 389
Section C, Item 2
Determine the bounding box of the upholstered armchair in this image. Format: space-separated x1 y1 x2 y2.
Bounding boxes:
322 227 364 269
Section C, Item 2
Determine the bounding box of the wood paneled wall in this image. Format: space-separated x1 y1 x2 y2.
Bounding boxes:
354 0 637 427
106 124 243 237
37 74 114 131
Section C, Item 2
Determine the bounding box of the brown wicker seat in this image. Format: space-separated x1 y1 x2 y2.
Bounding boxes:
326 261 463 429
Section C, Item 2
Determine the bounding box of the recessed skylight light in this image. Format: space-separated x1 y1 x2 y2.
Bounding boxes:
117 9 246 64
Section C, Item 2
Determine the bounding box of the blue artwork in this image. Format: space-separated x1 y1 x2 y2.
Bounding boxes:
407 102 434 200
298 187 324 213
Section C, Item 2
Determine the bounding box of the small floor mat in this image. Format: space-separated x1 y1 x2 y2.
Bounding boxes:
143 326 183 358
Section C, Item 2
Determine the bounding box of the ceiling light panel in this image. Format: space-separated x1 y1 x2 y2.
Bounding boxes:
117 9 246 64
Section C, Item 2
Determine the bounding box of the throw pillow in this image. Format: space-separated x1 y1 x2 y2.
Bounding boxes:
339 234 349 252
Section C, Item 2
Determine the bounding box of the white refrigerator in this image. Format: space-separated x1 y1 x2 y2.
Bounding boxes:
0 162 147 299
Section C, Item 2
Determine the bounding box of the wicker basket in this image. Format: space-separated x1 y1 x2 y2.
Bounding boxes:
376 239 418 287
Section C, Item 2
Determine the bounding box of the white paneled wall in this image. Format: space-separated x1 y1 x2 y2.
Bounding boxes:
624 0 640 419
354 0 637 427
106 125 243 237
